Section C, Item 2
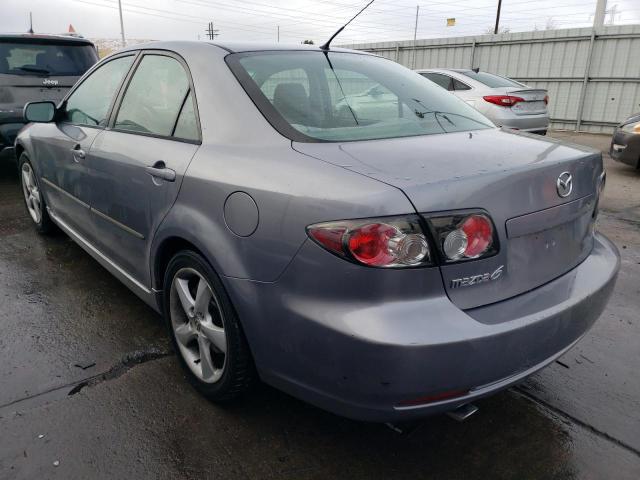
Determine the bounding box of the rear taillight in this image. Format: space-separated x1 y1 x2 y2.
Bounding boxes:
483 95 524 107
429 213 498 262
307 215 431 268
307 211 499 268
544 94 549 105
593 170 607 220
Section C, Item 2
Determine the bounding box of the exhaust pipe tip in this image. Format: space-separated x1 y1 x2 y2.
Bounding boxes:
446 403 479 422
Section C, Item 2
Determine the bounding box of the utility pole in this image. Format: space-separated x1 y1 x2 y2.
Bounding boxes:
494 0 503 34
593 0 607 28
277 25 280 42
205 21 219 40
28 12 34 33
412 5 419 69
117 0 126 47
606 3 617 25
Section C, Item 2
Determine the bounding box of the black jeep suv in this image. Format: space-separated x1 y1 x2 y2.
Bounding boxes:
1 33 98 159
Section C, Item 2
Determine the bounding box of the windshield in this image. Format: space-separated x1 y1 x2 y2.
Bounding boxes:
228 51 494 142
458 70 525 88
0 42 98 76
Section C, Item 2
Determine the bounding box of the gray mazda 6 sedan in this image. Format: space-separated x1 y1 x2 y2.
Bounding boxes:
15 41 619 422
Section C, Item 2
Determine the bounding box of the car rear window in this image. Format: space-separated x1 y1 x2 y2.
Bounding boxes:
227 51 493 142
0 42 98 76
458 70 525 88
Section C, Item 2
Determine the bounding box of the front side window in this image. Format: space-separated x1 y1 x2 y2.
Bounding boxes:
0 41 97 76
115 55 190 136
229 52 493 142
64 55 134 126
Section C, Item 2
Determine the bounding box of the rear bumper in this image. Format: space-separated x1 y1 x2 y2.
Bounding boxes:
482 106 549 131
610 128 640 168
225 233 619 422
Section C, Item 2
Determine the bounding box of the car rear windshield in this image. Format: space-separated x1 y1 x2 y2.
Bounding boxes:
227 51 493 142
0 41 98 76
458 70 525 88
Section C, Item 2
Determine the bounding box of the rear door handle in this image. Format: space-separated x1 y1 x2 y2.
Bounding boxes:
71 144 85 161
145 161 176 182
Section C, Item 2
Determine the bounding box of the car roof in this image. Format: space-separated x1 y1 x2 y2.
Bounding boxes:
117 40 370 55
0 33 95 46
416 68 471 74
210 41 362 54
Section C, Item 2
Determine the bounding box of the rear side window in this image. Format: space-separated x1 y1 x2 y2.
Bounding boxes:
0 42 97 76
115 55 190 137
173 92 199 141
459 70 525 88
421 72 452 90
452 79 471 91
64 55 134 127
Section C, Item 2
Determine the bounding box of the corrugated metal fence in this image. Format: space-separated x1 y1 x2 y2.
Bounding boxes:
341 25 640 134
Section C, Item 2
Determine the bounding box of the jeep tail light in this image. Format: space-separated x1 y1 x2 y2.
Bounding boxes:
307 215 431 268
483 95 524 107
428 213 498 262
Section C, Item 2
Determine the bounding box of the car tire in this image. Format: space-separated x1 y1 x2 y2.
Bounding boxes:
163 250 255 401
18 153 55 234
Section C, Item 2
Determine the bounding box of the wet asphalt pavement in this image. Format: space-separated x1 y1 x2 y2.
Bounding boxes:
0 132 639 479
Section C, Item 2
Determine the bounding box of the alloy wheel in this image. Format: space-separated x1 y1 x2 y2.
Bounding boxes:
21 162 42 224
169 267 227 383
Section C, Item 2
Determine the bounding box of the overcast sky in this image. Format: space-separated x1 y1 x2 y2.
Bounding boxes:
2 0 640 45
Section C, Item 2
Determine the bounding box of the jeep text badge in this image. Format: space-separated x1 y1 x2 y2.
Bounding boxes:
450 265 504 289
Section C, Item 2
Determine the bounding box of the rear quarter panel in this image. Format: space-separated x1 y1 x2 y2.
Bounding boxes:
151 142 415 285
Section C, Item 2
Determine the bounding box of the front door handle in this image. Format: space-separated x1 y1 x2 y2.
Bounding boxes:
71 144 85 161
145 161 176 182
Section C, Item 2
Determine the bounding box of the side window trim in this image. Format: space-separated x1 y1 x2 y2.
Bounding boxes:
439 74 454 91
171 89 191 137
106 51 144 129
59 52 139 129
108 50 202 144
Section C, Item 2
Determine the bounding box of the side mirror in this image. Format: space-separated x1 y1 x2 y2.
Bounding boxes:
24 101 56 123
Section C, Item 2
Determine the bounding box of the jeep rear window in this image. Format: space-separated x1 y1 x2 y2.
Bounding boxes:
0 42 98 76
227 51 493 142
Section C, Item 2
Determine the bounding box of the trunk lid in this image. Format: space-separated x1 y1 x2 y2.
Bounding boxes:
503 87 548 116
294 128 601 310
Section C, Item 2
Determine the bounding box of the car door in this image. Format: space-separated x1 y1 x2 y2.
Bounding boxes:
85 51 201 287
35 53 135 233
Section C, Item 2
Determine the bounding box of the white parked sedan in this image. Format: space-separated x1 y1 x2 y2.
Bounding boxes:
416 68 550 134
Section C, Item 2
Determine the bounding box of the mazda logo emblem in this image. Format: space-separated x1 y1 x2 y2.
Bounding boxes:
556 172 573 198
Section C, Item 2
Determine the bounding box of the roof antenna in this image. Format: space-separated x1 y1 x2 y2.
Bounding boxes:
320 0 375 51
28 12 34 34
